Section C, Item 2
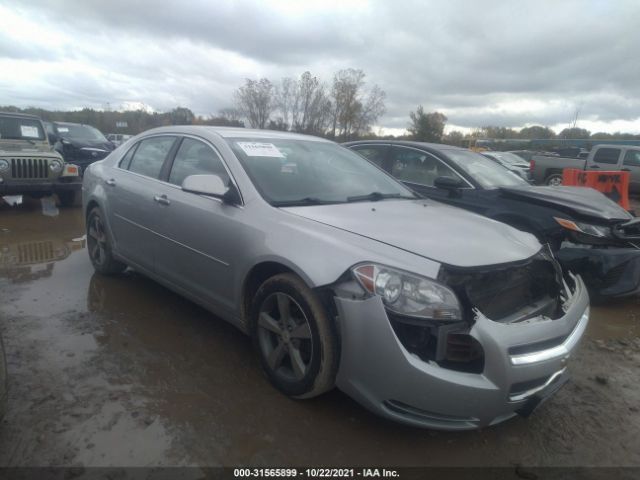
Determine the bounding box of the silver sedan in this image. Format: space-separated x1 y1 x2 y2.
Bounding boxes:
82 127 589 429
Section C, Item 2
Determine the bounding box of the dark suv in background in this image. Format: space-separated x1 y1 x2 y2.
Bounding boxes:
44 121 115 172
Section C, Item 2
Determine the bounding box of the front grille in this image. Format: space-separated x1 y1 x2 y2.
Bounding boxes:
9 158 49 179
440 251 564 323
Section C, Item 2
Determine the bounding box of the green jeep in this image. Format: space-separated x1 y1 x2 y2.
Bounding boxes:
0 112 81 206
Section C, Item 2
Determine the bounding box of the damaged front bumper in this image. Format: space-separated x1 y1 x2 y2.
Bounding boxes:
557 247 640 298
333 275 589 430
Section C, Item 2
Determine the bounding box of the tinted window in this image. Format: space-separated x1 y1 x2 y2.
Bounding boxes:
390 147 461 187
351 146 387 168
593 148 621 165
127 136 176 179
169 138 230 186
623 150 640 167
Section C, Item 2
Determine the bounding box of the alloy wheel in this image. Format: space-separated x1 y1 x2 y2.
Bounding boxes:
257 292 313 381
87 214 108 266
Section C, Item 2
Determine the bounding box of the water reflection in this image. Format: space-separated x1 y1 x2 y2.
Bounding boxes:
0 200 85 282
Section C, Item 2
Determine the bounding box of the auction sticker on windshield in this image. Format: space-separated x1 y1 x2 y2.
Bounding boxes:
20 125 39 138
237 142 284 158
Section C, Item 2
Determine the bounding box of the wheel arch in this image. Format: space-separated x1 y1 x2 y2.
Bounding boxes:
239 259 340 329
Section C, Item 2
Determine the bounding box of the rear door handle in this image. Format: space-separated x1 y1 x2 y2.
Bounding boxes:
106 178 116 186
153 194 170 206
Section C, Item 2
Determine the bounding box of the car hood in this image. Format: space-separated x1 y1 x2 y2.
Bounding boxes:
500 185 633 222
0 140 52 154
282 199 541 268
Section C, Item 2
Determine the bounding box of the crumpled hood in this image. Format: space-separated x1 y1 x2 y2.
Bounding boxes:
283 199 541 268
500 185 632 222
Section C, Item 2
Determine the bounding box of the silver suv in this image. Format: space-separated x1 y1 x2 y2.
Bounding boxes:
82 126 590 430
0 112 81 205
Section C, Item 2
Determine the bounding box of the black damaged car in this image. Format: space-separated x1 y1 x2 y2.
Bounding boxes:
44 121 115 172
345 140 640 300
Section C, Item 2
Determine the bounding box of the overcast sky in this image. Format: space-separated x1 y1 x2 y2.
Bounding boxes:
1 0 639 135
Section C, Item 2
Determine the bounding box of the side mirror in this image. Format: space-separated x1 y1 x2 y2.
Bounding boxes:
181 174 240 205
47 133 59 144
434 176 464 197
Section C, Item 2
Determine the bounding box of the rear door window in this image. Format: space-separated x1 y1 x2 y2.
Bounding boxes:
592 148 621 165
623 150 640 167
350 145 388 169
126 136 177 179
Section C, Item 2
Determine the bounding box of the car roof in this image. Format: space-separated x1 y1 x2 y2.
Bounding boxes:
0 111 43 121
54 121 92 127
595 144 640 150
342 139 468 156
141 125 333 143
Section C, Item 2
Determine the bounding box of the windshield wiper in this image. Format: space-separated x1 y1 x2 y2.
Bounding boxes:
273 197 339 207
346 192 415 203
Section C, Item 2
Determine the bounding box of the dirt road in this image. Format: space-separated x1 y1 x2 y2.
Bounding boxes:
0 197 639 468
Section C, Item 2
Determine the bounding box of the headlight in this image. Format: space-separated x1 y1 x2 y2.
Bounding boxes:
49 160 63 173
554 217 610 238
352 263 462 321
0 159 8 171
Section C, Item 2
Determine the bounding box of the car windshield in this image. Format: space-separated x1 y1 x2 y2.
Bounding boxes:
447 150 526 188
56 124 107 142
227 138 417 206
0 116 45 141
487 152 528 166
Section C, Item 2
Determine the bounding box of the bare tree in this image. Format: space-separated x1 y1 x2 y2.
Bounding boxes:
353 85 386 137
329 69 385 140
234 78 275 129
274 77 296 130
292 71 330 135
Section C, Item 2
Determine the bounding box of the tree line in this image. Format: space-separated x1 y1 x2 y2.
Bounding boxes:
406 107 640 147
0 105 244 135
4 74 640 146
233 68 386 140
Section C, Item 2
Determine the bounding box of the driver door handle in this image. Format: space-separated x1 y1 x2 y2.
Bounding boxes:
106 178 116 186
154 194 170 206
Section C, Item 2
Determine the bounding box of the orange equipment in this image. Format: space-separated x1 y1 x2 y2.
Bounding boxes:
562 169 630 210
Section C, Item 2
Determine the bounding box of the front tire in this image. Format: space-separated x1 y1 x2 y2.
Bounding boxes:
86 207 126 275
250 273 339 399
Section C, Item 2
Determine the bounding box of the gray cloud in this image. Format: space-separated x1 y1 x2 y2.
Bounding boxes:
1 0 639 132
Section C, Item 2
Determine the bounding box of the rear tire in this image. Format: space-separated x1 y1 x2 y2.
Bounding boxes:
250 273 339 399
545 174 563 186
87 207 126 275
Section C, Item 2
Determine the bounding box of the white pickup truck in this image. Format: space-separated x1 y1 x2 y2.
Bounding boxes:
530 144 640 192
